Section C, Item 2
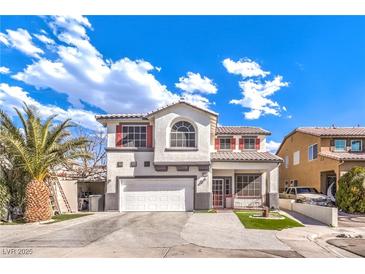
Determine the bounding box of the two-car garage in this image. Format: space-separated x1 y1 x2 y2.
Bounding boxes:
119 178 195 212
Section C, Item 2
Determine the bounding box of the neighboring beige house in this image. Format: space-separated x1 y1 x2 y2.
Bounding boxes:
96 99 282 212
277 127 365 197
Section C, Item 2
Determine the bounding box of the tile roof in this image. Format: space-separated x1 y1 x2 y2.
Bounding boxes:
95 113 145 120
319 151 365 161
297 127 365 137
211 151 282 162
216 126 271 135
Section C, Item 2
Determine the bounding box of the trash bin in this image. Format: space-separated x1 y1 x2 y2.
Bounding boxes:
88 194 104 212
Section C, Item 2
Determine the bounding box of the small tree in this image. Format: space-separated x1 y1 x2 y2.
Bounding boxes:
336 166 365 213
0 104 90 222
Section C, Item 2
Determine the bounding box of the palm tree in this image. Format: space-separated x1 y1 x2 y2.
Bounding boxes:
0 104 89 222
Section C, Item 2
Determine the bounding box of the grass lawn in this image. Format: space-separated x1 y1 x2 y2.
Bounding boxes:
49 213 93 224
235 211 303 231
1 213 92 225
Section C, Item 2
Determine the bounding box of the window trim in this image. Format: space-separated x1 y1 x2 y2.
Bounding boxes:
224 178 232 196
219 137 232 150
308 143 318 161
235 174 262 198
293 151 300 165
334 139 346 152
351 139 362 152
170 120 196 148
284 155 289 168
122 125 147 148
243 137 256 150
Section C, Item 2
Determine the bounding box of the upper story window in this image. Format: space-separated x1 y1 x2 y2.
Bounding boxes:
334 139 346 152
351 140 362 152
244 138 256 149
284 155 289 168
219 137 231 150
122 125 147 147
293 150 300 165
308 144 318 161
170 121 195 148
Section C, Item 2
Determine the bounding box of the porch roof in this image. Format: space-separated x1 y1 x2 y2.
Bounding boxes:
211 151 283 163
216 126 270 135
319 151 365 161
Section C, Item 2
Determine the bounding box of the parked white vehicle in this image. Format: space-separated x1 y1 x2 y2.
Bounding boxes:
280 186 333 206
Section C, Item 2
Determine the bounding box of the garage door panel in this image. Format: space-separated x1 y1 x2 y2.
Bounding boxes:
120 178 194 212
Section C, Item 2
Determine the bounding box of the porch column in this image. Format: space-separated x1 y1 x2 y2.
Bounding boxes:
266 165 279 209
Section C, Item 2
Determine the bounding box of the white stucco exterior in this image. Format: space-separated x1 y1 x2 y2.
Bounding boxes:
97 101 282 211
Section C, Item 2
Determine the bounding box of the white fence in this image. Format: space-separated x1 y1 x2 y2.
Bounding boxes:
279 198 338 227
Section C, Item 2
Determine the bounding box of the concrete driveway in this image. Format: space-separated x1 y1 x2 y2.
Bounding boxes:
0 212 299 258
181 212 291 251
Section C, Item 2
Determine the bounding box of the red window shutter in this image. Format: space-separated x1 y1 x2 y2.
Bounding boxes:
256 138 260 150
215 138 220 150
239 138 244 150
231 138 236 150
147 125 153 148
116 124 123 147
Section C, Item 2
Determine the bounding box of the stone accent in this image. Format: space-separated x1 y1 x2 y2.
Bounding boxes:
104 193 118 211
195 192 211 210
267 193 279 209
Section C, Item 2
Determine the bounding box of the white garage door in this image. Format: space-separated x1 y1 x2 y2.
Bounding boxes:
119 178 194 212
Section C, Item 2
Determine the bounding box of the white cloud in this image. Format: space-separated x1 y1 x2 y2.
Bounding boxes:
0 28 44 58
224 57 289 120
175 72 217 94
230 76 288 119
0 33 9 46
34 33 55 45
2 15 215 128
266 140 281 154
180 93 211 109
223 58 270 78
0 66 10 74
11 16 188 114
0 83 102 131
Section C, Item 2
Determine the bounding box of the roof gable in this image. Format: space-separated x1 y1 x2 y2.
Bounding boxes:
146 100 218 118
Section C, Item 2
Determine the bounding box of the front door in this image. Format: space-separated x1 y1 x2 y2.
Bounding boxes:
212 178 224 208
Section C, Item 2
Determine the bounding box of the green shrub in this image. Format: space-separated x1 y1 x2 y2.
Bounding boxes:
336 166 365 213
0 180 10 219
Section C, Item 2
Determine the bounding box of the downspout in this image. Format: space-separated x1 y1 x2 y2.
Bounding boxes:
337 160 345 185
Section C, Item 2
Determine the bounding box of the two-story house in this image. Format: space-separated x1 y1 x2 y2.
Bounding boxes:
96 100 282 212
277 127 365 199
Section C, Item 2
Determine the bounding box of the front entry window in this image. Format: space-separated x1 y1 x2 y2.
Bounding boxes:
235 175 261 198
225 178 232 195
170 121 196 148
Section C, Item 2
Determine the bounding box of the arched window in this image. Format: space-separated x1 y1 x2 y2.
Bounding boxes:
170 121 196 148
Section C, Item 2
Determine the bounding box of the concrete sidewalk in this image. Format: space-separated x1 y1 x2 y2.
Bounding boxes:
181 212 291 251
276 211 365 258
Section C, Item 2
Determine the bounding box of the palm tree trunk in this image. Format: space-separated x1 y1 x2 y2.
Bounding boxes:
24 180 52 223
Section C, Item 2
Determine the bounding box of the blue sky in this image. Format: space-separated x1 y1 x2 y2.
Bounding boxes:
1 16 365 152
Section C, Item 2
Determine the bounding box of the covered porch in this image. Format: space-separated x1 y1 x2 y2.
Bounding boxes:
211 152 282 209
